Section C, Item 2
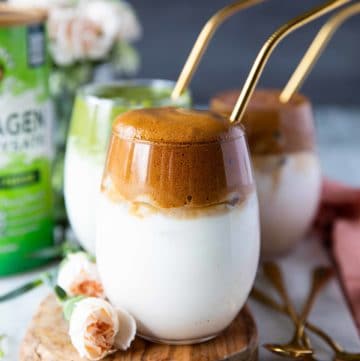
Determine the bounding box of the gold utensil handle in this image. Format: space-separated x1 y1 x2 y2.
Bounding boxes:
296 267 333 340
262 262 298 322
280 2 360 103
229 0 351 124
171 0 265 100
251 288 286 313
251 287 344 353
296 267 333 339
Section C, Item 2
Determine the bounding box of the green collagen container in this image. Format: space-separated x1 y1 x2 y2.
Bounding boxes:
0 6 54 276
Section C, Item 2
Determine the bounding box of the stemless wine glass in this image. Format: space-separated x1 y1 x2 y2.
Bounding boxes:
96 107 260 344
64 80 191 254
211 89 321 257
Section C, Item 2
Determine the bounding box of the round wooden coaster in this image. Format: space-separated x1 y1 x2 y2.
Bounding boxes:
20 294 258 361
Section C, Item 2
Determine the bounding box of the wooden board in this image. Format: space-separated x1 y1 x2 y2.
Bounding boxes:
20 295 258 361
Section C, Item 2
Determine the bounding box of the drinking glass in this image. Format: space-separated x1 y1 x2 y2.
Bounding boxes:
96 108 260 344
64 80 191 253
211 89 321 257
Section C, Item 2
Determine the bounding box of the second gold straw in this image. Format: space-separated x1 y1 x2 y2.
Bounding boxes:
280 2 360 103
229 0 351 124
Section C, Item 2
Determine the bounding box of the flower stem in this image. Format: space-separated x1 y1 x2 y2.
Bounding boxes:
0 279 44 303
0 271 56 303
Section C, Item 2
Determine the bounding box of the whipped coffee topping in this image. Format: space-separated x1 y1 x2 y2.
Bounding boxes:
112 107 243 143
210 89 316 155
102 107 254 209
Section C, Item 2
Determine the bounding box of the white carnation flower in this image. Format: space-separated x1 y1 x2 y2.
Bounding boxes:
69 298 119 360
47 7 78 66
47 0 141 66
84 0 142 43
57 252 104 298
69 298 137 360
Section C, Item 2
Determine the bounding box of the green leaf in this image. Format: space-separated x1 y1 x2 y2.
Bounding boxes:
41 270 58 288
85 252 96 263
49 62 94 96
63 296 85 321
62 241 82 257
54 285 68 302
110 41 140 75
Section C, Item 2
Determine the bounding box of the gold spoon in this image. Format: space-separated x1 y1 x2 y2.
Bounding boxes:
262 263 333 358
251 287 319 361
262 262 313 357
251 288 360 361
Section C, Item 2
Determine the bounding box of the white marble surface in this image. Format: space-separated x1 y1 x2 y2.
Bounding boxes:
0 266 55 360
0 107 360 361
250 238 360 361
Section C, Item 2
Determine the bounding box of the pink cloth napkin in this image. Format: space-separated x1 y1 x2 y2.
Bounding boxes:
314 179 360 331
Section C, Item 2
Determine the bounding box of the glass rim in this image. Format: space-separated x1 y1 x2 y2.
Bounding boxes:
77 79 191 107
109 136 246 147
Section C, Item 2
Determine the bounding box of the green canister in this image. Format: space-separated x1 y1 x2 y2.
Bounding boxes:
0 6 54 275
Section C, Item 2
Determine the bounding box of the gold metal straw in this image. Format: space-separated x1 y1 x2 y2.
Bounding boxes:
280 2 360 103
229 0 350 124
171 0 266 100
